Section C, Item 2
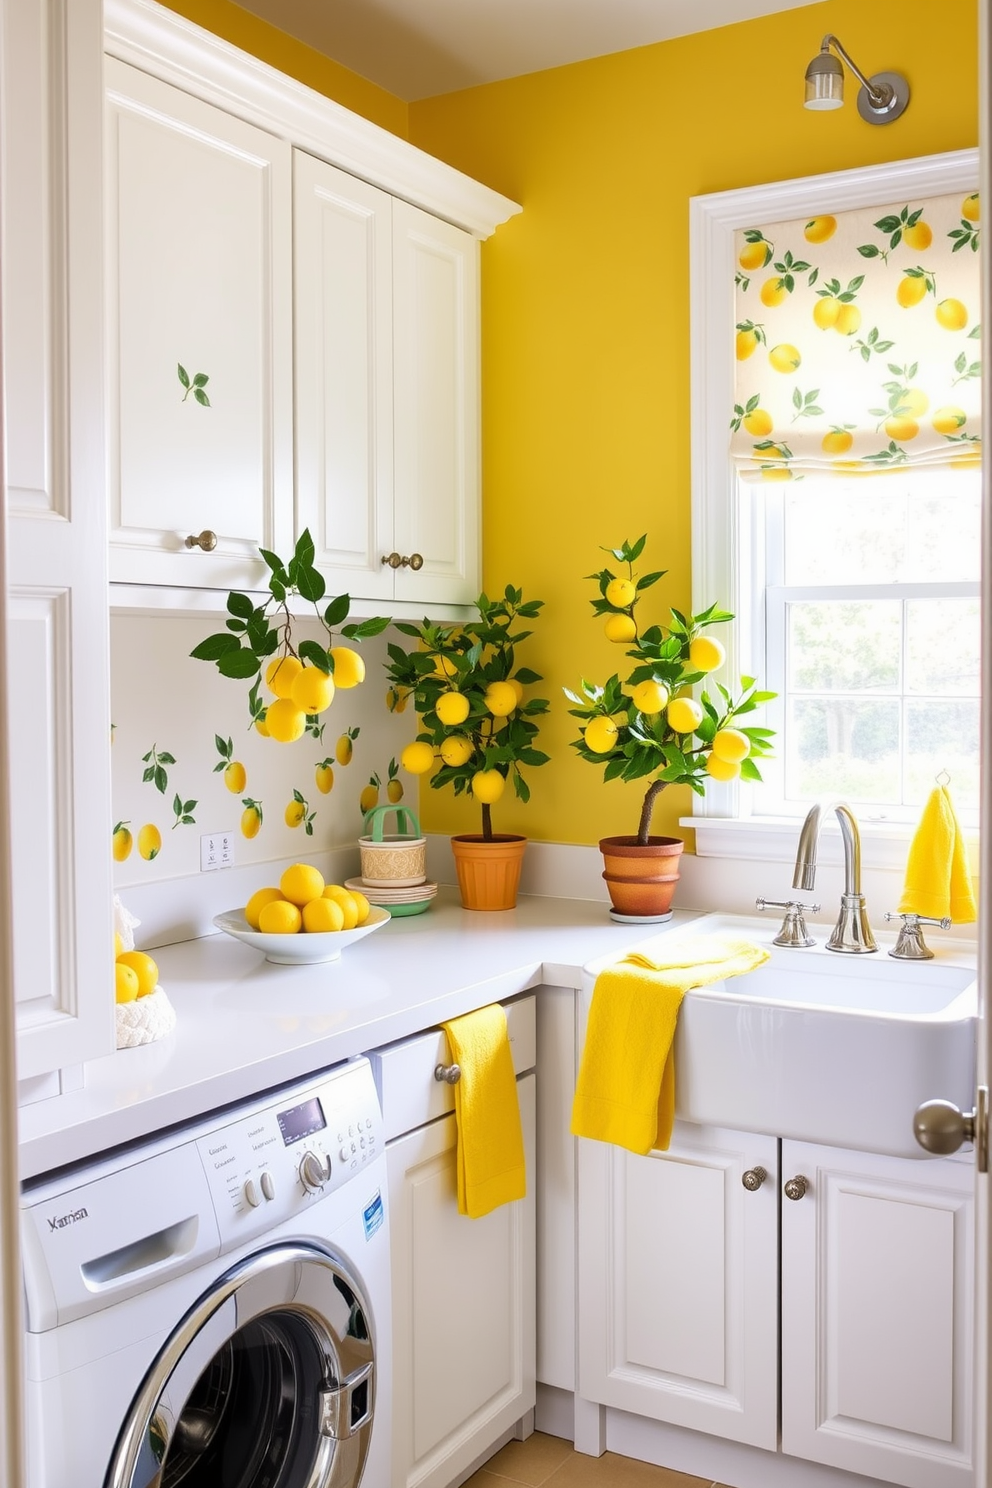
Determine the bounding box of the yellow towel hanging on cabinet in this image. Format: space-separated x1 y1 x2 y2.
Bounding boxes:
440 1004 526 1219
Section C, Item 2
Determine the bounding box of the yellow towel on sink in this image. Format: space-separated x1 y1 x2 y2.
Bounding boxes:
440 1004 526 1219
898 784 976 923
571 936 771 1157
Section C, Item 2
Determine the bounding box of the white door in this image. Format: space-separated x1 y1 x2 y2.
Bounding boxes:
105 59 294 590
387 1073 536 1488
392 201 480 606
294 151 394 600
577 1122 779 1449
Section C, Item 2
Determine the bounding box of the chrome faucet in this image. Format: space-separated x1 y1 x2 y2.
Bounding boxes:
792 801 877 953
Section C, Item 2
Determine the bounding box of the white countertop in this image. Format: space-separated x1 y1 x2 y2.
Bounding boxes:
19 889 697 1181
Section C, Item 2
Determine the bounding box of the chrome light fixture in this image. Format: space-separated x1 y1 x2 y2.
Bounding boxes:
804 34 910 125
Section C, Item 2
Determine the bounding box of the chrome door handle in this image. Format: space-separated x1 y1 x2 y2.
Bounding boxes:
434 1063 461 1084
914 1088 988 1170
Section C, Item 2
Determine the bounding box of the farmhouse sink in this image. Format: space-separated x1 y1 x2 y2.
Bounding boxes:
582 912 977 1160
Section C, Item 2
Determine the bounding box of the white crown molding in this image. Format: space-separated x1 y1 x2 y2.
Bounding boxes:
103 0 522 239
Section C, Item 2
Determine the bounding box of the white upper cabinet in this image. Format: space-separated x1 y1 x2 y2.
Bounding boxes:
105 58 294 591
2 0 115 1080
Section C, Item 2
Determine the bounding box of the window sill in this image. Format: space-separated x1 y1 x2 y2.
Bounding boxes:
682 815 980 875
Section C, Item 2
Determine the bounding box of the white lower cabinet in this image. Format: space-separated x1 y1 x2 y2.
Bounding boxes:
372 999 536 1488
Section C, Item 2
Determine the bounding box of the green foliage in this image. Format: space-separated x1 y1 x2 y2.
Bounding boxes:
178 364 211 407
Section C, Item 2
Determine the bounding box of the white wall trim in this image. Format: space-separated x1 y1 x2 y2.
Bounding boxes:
103 0 521 239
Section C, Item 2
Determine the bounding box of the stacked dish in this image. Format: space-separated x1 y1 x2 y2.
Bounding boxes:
345 877 438 918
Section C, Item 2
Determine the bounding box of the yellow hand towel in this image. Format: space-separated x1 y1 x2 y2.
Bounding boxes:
440 1004 526 1219
571 935 771 1156
898 784 976 923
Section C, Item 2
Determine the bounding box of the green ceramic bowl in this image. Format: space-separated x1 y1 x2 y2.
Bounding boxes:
383 899 432 917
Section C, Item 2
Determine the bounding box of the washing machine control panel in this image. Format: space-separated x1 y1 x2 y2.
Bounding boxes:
194 1059 383 1247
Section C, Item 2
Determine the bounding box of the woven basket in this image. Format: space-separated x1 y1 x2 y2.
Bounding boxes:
359 805 427 887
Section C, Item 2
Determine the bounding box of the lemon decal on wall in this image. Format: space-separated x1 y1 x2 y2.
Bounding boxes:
804 215 836 244
213 734 246 793
137 823 161 860
336 727 359 765
936 298 968 331
386 758 403 802
359 774 381 814
315 759 334 794
285 790 315 835
241 798 263 838
141 744 174 795
768 344 801 373
735 321 765 360
178 364 211 406
112 822 132 861
386 685 408 713
738 231 773 270
171 794 197 830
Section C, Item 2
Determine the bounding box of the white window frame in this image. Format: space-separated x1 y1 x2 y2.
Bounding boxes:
685 147 979 867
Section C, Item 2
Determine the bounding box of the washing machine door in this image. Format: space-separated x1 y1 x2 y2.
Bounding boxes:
106 1243 376 1488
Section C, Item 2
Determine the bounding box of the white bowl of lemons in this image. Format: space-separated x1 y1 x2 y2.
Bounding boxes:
214 864 390 965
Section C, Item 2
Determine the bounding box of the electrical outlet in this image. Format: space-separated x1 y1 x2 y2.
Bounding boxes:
200 832 235 872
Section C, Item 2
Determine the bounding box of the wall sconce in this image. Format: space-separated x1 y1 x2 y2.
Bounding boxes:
804 34 910 125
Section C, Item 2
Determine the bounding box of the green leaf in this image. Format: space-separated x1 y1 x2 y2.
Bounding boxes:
323 593 351 628
217 648 262 679
158 753 176 765
154 767 168 794
295 529 316 569
512 773 531 803
258 548 286 575
177 364 190 388
299 639 332 673
227 592 254 620
192 373 209 387
190 633 240 661
296 564 326 603
344 616 392 639
193 388 210 407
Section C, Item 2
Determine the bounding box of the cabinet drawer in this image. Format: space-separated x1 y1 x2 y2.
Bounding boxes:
370 994 536 1142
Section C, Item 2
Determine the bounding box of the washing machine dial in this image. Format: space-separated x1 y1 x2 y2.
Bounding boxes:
299 1149 331 1193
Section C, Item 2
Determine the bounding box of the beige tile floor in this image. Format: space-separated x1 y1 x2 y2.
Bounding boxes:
463 1432 734 1488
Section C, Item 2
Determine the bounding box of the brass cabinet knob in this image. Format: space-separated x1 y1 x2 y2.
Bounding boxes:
741 1166 767 1192
381 551 424 570
913 1098 976 1155
784 1174 808 1201
184 529 218 552
408 552 424 570
434 1062 461 1085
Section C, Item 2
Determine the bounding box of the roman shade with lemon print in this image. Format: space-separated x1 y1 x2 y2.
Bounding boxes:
730 190 981 481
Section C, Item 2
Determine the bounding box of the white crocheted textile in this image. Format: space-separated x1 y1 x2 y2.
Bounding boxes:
116 986 176 1049
114 894 140 953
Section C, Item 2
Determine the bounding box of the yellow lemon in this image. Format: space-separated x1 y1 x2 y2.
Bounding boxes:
604 613 637 643
112 822 132 862
813 296 841 330
303 896 344 933
245 886 283 929
834 304 861 336
266 654 303 700
116 950 159 998
897 274 927 308
484 681 518 717
735 328 759 360
254 713 270 738
738 239 769 270
266 698 307 743
903 221 932 251
667 697 703 733
962 193 980 222
315 762 334 794
329 646 365 689
804 215 836 244
584 716 619 754
285 799 306 827
401 740 435 775
291 667 335 714
742 408 773 437
932 406 967 435
436 691 470 726
822 429 854 456
706 753 741 782
631 680 669 715
936 298 968 331
137 824 161 861
508 679 524 705
241 803 262 839
349 890 371 926
224 761 246 794
114 931 125 959
768 343 801 373
605 577 636 608
387 778 403 803
115 962 140 1003
280 863 325 906
259 899 302 935
712 728 751 764
899 388 929 417
471 770 505 803
689 636 725 672
359 782 379 814
385 686 405 713
759 277 788 308
884 416 919 442
336 733 354 766
323 885 359 930
760 466 793 482
440 735 473 767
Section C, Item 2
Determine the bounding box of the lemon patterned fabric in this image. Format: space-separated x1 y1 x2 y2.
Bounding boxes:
731 191 980 481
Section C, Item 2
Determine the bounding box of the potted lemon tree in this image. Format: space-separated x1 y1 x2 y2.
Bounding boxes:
385 587 549 910
567 536 775 920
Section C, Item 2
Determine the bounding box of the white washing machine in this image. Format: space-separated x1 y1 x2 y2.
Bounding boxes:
20 1056 392 1488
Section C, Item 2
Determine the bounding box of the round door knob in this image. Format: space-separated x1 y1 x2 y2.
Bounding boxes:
741 1166 767 1191
784 1175 808 1201
184 529 218 551
381 551 425 570
434 1063 461 1085
300 1150 330 1192
913 1099 975 1155
408 552 424 570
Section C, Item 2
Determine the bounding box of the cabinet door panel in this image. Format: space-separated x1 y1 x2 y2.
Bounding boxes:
781 1139 974 1488
388 1073 535 1488
294 152 393 599
106 59 293 587
578 1122 778 1449
392 202 479 605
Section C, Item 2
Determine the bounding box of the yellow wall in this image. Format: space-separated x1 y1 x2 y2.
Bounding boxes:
407 0 978 845
155 0 409 138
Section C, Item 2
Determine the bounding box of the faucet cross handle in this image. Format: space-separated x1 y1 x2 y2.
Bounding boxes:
756 896 820 948
884 911 952 961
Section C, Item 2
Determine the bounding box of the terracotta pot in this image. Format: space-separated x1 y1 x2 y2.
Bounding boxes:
598 835 683 920
450 834 527 911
